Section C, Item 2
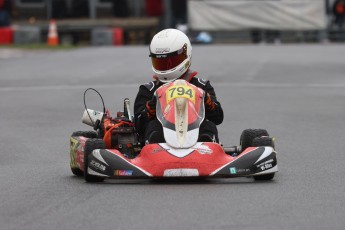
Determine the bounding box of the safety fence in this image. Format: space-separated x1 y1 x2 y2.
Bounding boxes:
2 25 345 46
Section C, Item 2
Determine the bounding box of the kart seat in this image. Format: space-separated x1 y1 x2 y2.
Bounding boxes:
147 130 165 144
198 134 215 142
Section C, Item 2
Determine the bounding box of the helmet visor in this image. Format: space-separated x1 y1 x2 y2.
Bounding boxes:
150 44 187 71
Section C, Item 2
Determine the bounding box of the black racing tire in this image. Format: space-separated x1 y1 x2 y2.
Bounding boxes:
70 131 98 176
71 168 83 176
254 174 275 181
252 136 275 149
71 130 98 138
252 136 275 181
240 129 269 151
84 138 106 182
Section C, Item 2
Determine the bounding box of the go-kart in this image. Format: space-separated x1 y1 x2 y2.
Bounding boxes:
70 80 278 182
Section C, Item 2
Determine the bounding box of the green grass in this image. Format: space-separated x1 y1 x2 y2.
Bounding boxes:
0 44 79 50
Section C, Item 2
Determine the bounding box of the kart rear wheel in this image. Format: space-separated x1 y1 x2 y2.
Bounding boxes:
252 136 275 181
71 131 98 138
84 138 106 182
70 131 98 176
240 129 269 152
71 168 83 176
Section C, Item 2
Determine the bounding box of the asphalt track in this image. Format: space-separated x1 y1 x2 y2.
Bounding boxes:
0 44 345 230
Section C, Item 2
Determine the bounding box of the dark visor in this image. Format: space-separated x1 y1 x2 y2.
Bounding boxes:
150 44 187 71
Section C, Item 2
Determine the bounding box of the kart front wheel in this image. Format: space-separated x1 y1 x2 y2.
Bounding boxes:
240 129 269 152
252 136 275 181
84 138 106 183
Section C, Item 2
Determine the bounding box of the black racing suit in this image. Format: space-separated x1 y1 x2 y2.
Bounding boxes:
134 71 224 145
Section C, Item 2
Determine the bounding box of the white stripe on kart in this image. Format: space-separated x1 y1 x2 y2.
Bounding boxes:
252 165 278 175
210 147 259 176
107 150 153 177
88 167 110 177
93 149 109 166
254 147 274 164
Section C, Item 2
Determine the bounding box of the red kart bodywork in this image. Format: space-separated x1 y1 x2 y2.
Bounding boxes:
71 135 277 179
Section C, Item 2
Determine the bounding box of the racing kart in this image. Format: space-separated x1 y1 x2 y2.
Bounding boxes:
70 80 278 182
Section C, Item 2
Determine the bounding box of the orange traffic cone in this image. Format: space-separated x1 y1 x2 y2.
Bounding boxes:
47 19 59 46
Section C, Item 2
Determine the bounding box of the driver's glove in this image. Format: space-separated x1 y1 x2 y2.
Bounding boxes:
204 92 216 111
146 96 157 119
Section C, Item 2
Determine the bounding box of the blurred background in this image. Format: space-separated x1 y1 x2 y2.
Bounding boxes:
0 0 344 46
1 2 345 230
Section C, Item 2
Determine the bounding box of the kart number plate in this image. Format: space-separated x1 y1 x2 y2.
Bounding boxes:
166 85 195 104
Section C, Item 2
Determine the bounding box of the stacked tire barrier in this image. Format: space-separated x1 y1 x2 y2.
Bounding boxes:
14 26 41 44
0 26 40 45
1 25 123 46
91 27 123 46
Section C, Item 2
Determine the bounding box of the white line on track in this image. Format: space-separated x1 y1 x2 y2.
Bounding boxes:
0 84 138 92
1 82 345 92
0 49 25 59
245 57 268 81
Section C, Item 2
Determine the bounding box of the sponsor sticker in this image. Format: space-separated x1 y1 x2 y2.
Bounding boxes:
164 169 199 177
230 167 237 174
90 160 106 172
256 159 274 170
155 48 170 54
114 170 133 176
152 147 166 154
93 110 101 116
237 168 250 173
70 138 79 168
194 145 213 155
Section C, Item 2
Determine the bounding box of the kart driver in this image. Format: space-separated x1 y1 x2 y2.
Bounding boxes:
134 28 223 145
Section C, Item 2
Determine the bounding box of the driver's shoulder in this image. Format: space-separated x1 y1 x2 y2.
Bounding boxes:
141 80 161 92
142 81 155 91
190 77 209 89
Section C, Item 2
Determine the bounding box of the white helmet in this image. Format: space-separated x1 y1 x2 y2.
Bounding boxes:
149 29 192 82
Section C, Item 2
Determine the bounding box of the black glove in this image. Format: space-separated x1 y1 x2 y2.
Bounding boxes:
204 92 216 111
145 96 157 119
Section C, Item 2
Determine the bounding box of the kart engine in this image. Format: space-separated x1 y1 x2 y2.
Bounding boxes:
109 117 140 159
81 90 140 159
